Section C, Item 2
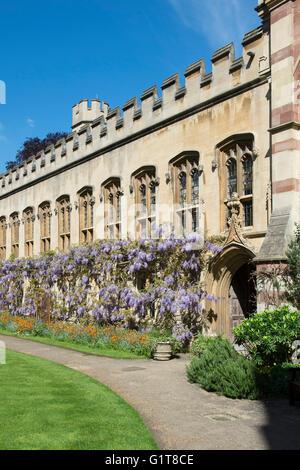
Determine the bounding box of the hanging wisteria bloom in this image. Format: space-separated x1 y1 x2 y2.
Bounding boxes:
0 232 223 335
172 324 193 343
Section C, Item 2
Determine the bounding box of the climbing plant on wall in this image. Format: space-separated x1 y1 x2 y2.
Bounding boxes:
0 231 222 334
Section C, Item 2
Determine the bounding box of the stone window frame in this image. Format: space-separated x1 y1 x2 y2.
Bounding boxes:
102 177 122 240
10 212 20 258
131 166 158 239
217 134 255 231
23 206 35 257
56 195 71 251
0 216 7 260
77 186 95 244
39 201 51 253
169 151 200 235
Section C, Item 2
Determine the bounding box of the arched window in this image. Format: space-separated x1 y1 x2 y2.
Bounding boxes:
39 202 51 253
217 135 254 229
0 217 6 260
78 188 94 244
57 196 71 251
10 212 19 257
140 184 147 217
23 207 34 257
132 167 157 239
191 170 199 205
241 153 253 227
170 152 200 235
227 158 237 197
179 172 187 207
242 154 253 196
102 178 122 240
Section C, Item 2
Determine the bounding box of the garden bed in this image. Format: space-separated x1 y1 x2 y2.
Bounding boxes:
0 312 179 359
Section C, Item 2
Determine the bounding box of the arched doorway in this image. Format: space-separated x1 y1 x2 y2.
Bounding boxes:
229 262 256 340
205 242 256 339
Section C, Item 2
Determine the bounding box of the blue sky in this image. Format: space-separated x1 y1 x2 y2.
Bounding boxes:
0 0 259 173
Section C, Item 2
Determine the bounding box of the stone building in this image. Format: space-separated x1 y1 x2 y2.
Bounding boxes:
0 0 299 338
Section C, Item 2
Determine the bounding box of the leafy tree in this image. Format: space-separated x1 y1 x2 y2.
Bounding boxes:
283 223 300 310
6 132 68 170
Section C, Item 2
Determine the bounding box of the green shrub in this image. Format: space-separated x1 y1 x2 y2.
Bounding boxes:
233 306 300 366
187 333 295 399
187 335 260 399
216 355 259 399
190 334 216 358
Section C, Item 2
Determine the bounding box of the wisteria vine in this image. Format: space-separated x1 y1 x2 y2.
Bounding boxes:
0 231 222 336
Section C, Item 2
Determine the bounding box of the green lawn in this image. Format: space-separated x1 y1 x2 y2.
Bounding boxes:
0 349 158 450
0 327 147 359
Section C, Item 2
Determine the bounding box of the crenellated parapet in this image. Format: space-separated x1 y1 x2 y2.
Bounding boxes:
0 26 269 197
72 98 109 131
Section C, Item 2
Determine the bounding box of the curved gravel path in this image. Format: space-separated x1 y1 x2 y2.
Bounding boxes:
1 333 300 450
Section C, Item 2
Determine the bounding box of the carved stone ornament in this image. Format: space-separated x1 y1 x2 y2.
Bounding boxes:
223 193 254 251
226 192 241 220
223 193 244 247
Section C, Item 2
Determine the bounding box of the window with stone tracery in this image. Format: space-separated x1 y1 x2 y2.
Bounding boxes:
133 167 157 239
78 187 94 244
218 135 254 230
57 196 71 251
102 178 122 240
0 216 6 260
170 152 200 235
23 207 34 257
10 212 19 257
39 202 51 253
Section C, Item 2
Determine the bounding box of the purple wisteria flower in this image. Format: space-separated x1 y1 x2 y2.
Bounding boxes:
0 233 222 331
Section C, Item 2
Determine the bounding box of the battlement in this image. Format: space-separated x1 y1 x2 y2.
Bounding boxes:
0 26 269 197
72 98 109 130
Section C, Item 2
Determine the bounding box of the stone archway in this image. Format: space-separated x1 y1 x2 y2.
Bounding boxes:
205 242 256 339
204 193 257 339
228 262 256 340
